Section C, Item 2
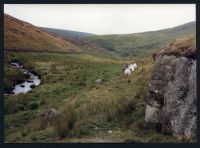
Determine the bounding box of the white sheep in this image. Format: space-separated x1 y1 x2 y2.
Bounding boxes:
124 68 131 76
123 62 137 76
133 63 137 69
128 64 135 72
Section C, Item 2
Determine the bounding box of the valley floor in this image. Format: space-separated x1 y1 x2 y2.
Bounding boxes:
4 51 180 143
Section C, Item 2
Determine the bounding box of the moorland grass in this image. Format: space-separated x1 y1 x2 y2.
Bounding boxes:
4 51 180 143
4 51 123 142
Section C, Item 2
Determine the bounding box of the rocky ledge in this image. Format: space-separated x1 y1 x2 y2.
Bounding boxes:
145 34 196 139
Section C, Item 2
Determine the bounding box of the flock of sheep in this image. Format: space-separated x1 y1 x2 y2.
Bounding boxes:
123 63 137 76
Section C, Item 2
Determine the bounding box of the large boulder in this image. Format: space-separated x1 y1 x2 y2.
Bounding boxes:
145 35 196 139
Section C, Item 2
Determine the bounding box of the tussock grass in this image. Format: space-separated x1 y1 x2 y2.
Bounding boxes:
50 58 159 141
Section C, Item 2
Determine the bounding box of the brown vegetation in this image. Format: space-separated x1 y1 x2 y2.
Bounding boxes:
4 14 80 53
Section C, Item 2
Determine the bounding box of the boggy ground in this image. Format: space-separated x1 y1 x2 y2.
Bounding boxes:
4 51 182 143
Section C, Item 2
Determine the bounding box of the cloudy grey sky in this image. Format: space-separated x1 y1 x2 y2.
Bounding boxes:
4 4 195 35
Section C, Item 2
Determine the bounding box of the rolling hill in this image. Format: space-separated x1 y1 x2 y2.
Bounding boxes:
41 27 94 39
4 14 81 53
40 27 113 56
4 14 195 59
82 22 195 58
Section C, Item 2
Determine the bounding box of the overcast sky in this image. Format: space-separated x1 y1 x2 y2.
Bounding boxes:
4 4 195 35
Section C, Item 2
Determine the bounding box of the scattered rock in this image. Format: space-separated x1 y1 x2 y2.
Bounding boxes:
95 127 98 130
95 79 103 83
16 79 25 85
30 85 36 88
108 130 113 134
10 59 20 63
4 87 14 94
20 85 25 88
25 75 30 79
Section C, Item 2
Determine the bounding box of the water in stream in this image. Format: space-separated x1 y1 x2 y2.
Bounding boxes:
10 62 41 94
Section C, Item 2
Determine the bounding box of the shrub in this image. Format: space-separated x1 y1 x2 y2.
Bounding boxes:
79 81 86 87
29 102 38 110
18 104 25 111
73 121 92 137
39 100 47 106
51 106 77 138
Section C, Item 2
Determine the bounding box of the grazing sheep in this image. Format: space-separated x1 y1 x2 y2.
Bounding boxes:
128 64 135 72
124 68 131 76
123 62 137 76
123 62 129 71
133 63 137 69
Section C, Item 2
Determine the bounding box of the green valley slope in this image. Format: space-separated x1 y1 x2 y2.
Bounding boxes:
83 22 195 58
40 27 115 58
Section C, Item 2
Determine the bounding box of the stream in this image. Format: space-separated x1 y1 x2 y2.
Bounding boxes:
10 61 41 94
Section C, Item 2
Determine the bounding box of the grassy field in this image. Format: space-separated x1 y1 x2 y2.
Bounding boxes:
4 51 183 143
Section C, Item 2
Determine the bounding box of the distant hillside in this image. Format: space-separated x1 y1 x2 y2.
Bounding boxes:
41 27 94 39
83 22 196 58
41 27 114 57
4 14 195 59
4 14 81 53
